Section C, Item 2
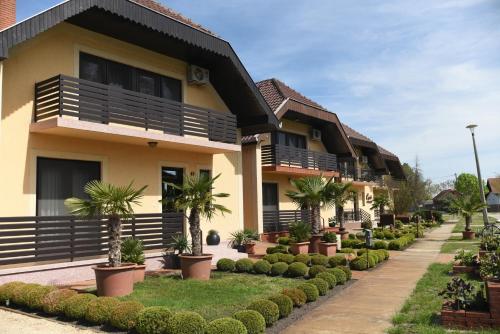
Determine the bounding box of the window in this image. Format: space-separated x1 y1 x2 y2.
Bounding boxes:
162 167 184 213
199 169 211 181
272 131 306 149
262 183 278 211
79 52 182 102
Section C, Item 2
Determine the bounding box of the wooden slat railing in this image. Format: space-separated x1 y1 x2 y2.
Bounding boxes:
34 75 237 144
263 209 312 233
261 145 337 172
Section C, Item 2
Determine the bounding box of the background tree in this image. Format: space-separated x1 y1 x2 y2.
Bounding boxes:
371 194 391 214
331 183 354 232
454 173 486 202
391 158 432 214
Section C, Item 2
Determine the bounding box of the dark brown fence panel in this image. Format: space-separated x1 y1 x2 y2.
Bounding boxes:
263 210 311 233
261 145 337 172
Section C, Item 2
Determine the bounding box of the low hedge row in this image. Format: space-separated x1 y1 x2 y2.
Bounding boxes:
350 249 390 271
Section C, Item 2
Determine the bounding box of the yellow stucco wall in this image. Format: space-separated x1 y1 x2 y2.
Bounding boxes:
0 23 242 239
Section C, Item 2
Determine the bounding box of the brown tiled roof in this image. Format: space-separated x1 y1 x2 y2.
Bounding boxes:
433 189 459 201
377 145 397 158
341 123 374 144
256 79 326 112
132 0 214 35
488 178 500 193
241 135 259 145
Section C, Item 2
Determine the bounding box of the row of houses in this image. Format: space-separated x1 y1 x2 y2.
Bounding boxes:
0 0 404 274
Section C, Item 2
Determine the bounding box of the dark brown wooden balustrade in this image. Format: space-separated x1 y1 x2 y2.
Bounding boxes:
261 145 337 172
263 210 312 233
34 75 237 144
0 213 184 266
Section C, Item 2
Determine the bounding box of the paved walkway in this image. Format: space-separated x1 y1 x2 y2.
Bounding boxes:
282 223 455 334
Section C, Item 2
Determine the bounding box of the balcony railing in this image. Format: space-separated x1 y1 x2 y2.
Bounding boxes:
263 209 312 233
34 75 238 144
261 145 337 172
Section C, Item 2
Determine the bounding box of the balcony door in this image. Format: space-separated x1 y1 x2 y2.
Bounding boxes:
161 167 184 213
262 183 278 212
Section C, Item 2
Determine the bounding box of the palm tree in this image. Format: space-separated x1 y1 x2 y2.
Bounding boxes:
65 181 147 267
166 174 230 256
371 194 391 215
331 182 354 232
450 194 487 232
285 175 337 235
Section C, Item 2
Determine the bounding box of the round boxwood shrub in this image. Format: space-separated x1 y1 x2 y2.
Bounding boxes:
277 253 295 264
109 300 144 330
373 250 385 263
380 249 390 260
26 285 57 310
328 255 346 267
328 268 347 285
338 266 352 280
266 245 288 254
268 294 293 318
247 299 279 327
253 260 272 274
0 281 25 304
287 262 308 278
85 297 120 325
316 272 337 289
217 258 236 272
338 247 356 255
63 293 98 319
270 262 288 276
41 288 77 315
308 278 328 296
383 230 395 240
282 288 307 307
357 248 368 255
310 254 328 266
351 257 368 271
166 311 207 334
206 317 248 334
308 265 327 278
374 240 388 249
297 283 319 302
388 240 401 250
235 259 254 273
262 254 279 264
294 254 311 265
367 254 377 268
277 237 290 245
11 283 41 306
135 306 173 334
233 310 266 334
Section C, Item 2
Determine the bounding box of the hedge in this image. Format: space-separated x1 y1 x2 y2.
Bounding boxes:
235 259 254 273
308 265 327 278
287 262 308 278
351 257 369 271
205 317 248 334
217 258 236 272
262 254 279 264
282 288 307 307
0 282 25 304
310 254 328 266
247 299 280 327
328 255 346 267
233 310 266 334
136 306 173 334
297 283 319 302
166 311 207 334
316 272 337 289
294 254 311 265
307 278 328 296
328 268 347 285
109 300 144 331
41 288 77 315
11 283 41 306
270 262 288 276
277 253 295 264
85 297 121 325
26 285 57 310
268 294 293 318
253 260 272 274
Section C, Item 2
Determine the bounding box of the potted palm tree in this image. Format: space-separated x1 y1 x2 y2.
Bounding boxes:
450 194 487 240
288 221 312 255
371 194 390 215
65 181 146 297
331 182 354 240
121 237 146 283
286 175 337 253
165 174 230 280
318 231 337 256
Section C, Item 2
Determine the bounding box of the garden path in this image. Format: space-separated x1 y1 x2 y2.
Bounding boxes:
281 223 455 334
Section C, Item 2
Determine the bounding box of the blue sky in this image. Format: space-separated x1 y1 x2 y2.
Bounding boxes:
17 0 500 183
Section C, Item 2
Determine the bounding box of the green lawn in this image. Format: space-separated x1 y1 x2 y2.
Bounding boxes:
440 239 480 254
388 263 497 334
451 214 495 233
120 272 301 320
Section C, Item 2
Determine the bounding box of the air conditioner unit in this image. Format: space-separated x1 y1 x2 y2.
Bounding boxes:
361 156 369 164
187 65 209 85
311 129 322 141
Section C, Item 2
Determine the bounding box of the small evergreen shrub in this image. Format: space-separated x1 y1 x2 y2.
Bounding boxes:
373 250 386 263
297 283 319 302
109 300 144 330
217 258 236 272
328 255 346 267
247 299 279 327
270 262 288 276
253 260 272 274
63 293 97 319
262 254 279 264
41 288 77 315
233 310 266 334
379 249 390 260
310 254 328 266
351 257 368 271
373 241 388 249
0 282 25 304
374 230 384 239
266 245 288 254
11 283 40 306
136 306 173 334
85 297 120 325
388 240 402 250
282 288 307 307
235 259 254 273
166 311 207 334
26 285 57 310
206 317 248 334
338 247 356 255
277 253 295 264
329 268 347 285
316 272 337 289
383 230 395 240
268 294 293 318
308 278 328 296
338 266 352 280
287 262 308 278
277 237 290 245
308 265 327 278
341 239 362 248
293 254 311 265
367 254 378 267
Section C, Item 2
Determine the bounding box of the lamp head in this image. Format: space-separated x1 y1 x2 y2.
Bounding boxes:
466 124 477 134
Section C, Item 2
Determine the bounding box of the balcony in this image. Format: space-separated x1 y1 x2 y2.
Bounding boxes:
263 209 311 233
261 144 338 177
31 75 239 153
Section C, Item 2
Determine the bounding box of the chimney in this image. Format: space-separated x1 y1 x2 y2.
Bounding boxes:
0 0 15 31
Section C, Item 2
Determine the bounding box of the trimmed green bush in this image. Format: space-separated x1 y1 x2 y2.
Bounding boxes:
310 254 328 266
294 254 311 265
270 262 288 276
373 240 388 249
373 250 386 263
383 230 395 240
282 288 307 307
379 249 390 260
287 262 308 278
41 288 77 315
166 311 207 334
26 285 57 310
266 245 288 254
63 293 97 319
217 258 236 272
328 255 346 267
0 282 26 304
235 259 254 273
341 239 363 248
351 257 368 271
367 254 377 268
338 266 352 280
308 265 327 278
206 317 248 334
357 248 368 255
262 253 279 264
277 237 290 245
233 310 266 334
277 253 295 264
388 240 401 250
11 283 40 306
297 283 319 302
85 297 120 325
109 300 144 330
328 268 347 285
247 299 279 327
253 260 272 274
135 306 173 334
308 278 328 296
374 230 384 239
268 294 293 318
338 247 356 255
316 272 337 289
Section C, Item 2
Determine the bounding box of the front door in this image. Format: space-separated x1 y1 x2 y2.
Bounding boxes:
161 167 184 213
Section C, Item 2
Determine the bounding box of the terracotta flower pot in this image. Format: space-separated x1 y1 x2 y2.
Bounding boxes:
452 265 474 275
179 254 213 280
279 231 289 238
319 242 337 257
133 264 146 283
462 231 475 240
93 263 136 297
309 234 323 253
290 242 310 255
245 242 256 255
339 231 349 241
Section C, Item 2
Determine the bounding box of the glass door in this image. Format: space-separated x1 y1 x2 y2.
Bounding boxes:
262 183 278 212
162 167 184 213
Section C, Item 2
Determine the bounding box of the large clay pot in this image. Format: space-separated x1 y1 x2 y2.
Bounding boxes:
179 254 213 280
318 242 337 257
206 233 220 246
93 263 136 297
339 231 349 241
290 242 310 255
309 234 323 253
133 264 146 283
462 231 475 240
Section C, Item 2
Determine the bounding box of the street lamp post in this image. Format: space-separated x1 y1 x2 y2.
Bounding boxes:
466 124 489 226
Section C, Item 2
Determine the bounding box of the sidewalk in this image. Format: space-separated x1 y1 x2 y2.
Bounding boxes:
281 224 455 334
